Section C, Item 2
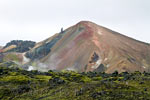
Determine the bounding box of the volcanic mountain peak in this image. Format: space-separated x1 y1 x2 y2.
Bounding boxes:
4 21 148 73
76 20 95 25
25 21 148 73
74 21 122 42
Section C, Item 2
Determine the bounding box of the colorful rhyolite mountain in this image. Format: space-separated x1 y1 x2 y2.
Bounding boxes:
24 21 150 73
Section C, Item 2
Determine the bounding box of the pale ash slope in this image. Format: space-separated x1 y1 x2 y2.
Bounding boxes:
38 21 150 73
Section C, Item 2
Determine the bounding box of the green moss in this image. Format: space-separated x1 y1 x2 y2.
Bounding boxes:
80 76 91 82
0 75 30 84
3 53 20 62
35 75 52 82
8 72 18 76
92 76 102 81
1 67 150 100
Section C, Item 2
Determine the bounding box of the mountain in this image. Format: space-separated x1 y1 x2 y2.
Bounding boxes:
0 40 35 68
25 21 150 73
2 40 36 53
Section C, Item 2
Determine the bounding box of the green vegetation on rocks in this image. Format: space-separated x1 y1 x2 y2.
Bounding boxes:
0 66 150 100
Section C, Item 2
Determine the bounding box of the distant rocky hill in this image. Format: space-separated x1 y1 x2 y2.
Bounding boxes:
2 40 36 53
0 40 35 68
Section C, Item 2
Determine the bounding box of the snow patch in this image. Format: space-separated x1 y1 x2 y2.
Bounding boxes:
104 58 108 61
23 56 30 63
27 66 34 71
22 54 30 64
98 30 102 35
91 59 102 69
143 66 146 69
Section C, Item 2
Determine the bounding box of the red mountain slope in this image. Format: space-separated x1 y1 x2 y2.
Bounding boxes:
32 21 150 73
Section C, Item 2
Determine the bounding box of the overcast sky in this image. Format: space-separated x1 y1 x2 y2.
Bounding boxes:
0 0 150 46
